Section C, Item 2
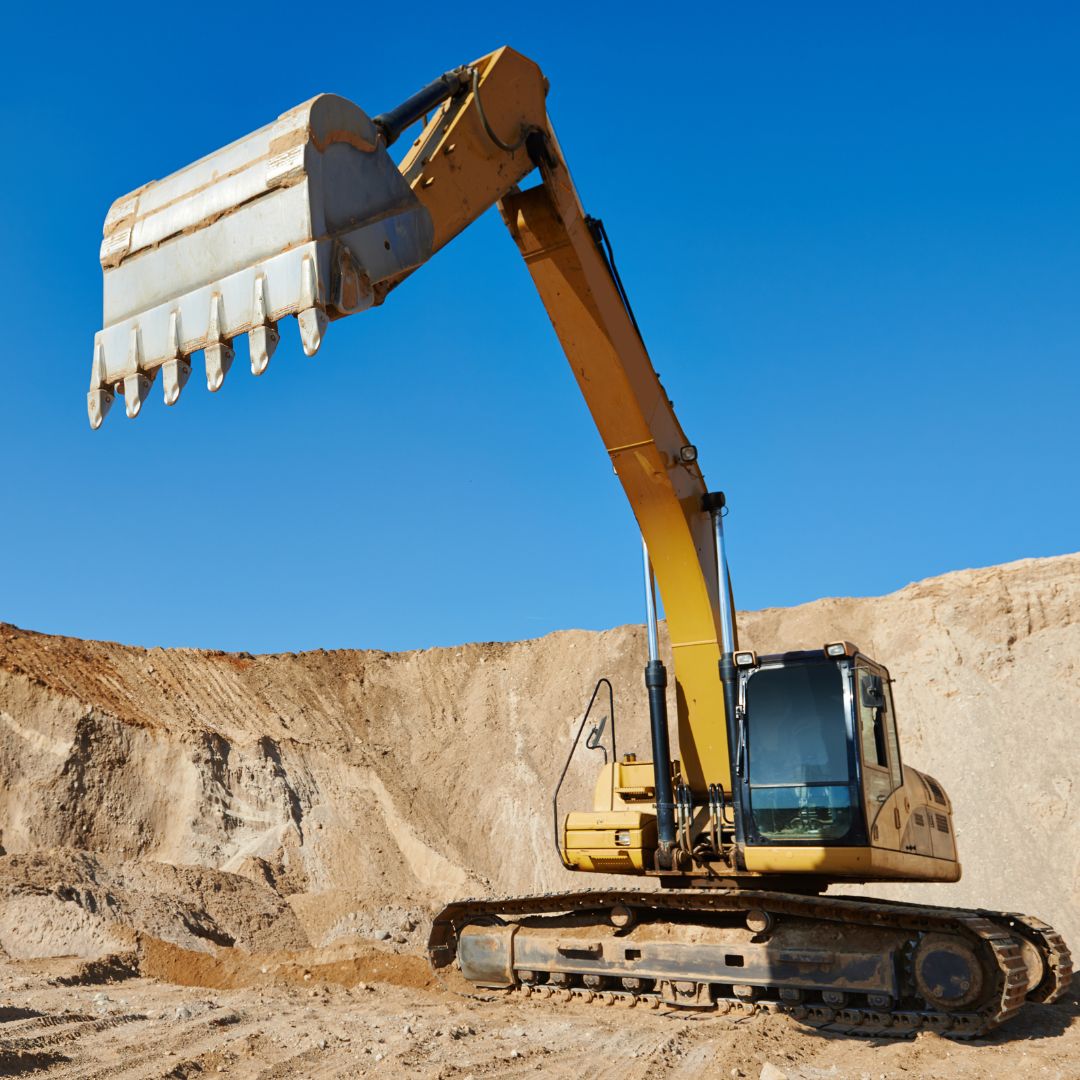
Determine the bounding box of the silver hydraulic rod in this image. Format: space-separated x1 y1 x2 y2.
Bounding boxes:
641 536 660 663
710 499 736 654
703 491 742 790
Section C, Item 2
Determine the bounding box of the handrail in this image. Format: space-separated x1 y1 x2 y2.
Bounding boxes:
551 678 616 868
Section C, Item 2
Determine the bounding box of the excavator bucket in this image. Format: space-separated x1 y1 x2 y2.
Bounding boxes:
88 94 434 428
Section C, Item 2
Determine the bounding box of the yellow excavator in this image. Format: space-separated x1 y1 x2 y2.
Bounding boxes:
88 47 1069 1036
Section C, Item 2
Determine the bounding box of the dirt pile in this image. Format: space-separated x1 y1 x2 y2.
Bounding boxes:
0 851 308 961
1 552 1076 946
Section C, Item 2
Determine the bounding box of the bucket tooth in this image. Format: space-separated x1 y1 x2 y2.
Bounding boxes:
87 388 114 430
162 357 192 406
87 339 114 429
249 275 279 375
249 324 280 374
206 342 235 391
120 327 152 418
123 372 153 419
161 312 190 405
297 254 327 357
205 293 234 391
298 307 328 357
90 338 109 388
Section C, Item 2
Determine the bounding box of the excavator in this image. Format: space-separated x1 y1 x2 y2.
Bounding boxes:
87 47 1070 1036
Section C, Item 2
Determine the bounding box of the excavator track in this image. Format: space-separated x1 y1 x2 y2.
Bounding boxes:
429 889 1071 1039
984 911 1073 1004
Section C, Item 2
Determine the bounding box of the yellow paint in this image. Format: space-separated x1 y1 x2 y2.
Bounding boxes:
562 810 656 872
743 845 961 882
400 48 549 255
591 759 660 811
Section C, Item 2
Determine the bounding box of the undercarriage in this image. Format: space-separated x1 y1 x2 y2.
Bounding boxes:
429 889 1072 1038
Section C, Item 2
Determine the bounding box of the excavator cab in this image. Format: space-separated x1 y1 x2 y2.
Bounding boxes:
733 644 958 879
560 634 959 886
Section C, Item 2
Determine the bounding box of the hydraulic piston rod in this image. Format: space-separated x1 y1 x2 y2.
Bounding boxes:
702 492 740 796
703 492 735 654
372 67 472 147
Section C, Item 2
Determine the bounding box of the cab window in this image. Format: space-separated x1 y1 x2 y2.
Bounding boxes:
857 665 902 793
881 678 903 791
745 662 857 843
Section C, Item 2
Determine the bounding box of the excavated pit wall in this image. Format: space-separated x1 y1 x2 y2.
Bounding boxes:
0 552 1076 956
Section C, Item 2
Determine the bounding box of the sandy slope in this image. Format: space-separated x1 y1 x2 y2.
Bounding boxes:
0 552 1077 1077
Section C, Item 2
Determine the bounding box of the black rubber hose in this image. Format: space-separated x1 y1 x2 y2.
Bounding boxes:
470 67 526 152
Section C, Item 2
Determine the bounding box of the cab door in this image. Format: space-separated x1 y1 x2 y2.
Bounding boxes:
854 662 903 849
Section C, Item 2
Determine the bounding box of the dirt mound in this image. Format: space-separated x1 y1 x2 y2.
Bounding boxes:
0 850 308 960
1 552 1077 949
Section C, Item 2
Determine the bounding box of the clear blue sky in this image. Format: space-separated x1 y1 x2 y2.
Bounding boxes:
2 3 1077 653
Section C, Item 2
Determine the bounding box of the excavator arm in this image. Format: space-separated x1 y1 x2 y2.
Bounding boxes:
88 46 734 805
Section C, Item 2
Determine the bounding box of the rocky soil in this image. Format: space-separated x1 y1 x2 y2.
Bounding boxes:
0 552 1077 1077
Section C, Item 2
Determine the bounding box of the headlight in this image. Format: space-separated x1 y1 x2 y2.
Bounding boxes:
734 651 757 668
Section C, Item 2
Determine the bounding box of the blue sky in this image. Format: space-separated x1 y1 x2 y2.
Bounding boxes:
1 3 1077 653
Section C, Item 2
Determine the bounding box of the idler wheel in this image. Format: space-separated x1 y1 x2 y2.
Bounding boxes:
1017 936 1047 994
912 933 986 1010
